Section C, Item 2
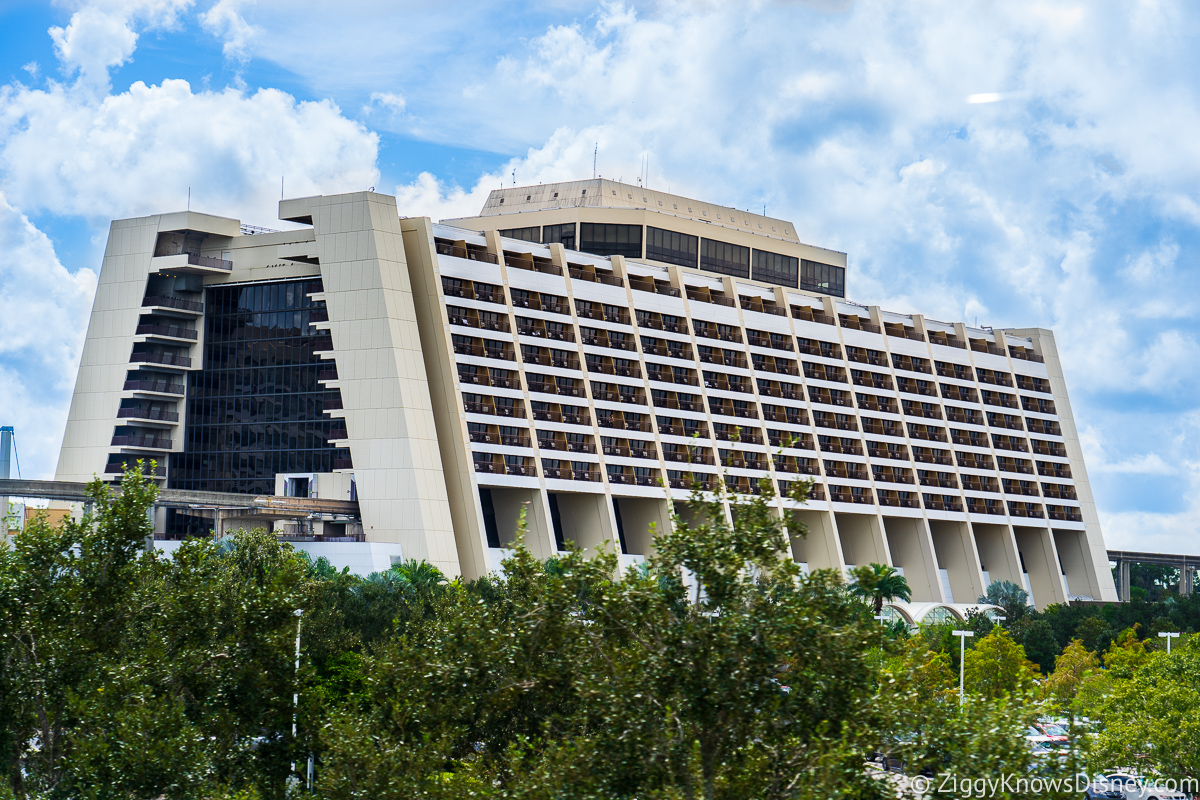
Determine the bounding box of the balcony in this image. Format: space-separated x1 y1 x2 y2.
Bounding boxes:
792 307 836 325
142 295 203 314
135 323 199 341
922 495 964 512
116 408 179 422
130 352 192 368
918 475 958 489
150 252 233 275
123 379 184 395
1046 505 1082 522
435 241 499 264
1008 503 1044 519
879 495 920 508
111 434 172 449
567 265 624 287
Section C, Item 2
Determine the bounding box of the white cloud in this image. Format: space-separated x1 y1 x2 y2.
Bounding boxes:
369 91 406 114
0 78 380 226
49 0 195 89
199 0 258 61
0 193 97 480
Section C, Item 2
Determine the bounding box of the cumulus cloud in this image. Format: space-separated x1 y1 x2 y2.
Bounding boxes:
0 193 97 479
49 0 194 89
199 0 258 61
0 78 380 226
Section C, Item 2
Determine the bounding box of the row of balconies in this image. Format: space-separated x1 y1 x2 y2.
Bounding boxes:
453 320 1054 418
439 272 1051 378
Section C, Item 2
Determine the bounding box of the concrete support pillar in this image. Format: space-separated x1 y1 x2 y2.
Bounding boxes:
1118 559 1131 601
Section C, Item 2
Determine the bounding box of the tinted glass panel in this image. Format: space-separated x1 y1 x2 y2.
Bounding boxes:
800 259 846 297
752 249 799 288
580 223 642 258
169 279 347 502
498 226 539 243
645 226 698 267
542 223 576 250
700 238 750 278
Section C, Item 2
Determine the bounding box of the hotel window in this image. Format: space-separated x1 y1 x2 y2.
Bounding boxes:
498 226 539 243
700 238 750 278
800 259 846 298
542 223 576 250
580 223 642 258
645 226 698 267
752 249 799 288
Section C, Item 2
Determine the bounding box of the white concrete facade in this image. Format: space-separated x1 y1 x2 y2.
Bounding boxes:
54 183 1118 604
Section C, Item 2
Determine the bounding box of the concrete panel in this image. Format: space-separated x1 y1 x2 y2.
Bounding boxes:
551 491 619 556
490 487 554 559
1052 528 1103 601
614 496 671 556
883 516 941 602
788 509 844 573
929 520 986 605
1013 525 1069 608
835 512 888 570
972 522 1023 591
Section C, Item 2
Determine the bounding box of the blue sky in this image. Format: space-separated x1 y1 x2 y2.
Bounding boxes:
0 0 1197 553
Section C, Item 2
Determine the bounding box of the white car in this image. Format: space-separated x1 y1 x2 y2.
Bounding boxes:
1088 772 1192 800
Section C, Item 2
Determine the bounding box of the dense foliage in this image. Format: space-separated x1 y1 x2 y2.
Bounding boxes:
1 466 1196 797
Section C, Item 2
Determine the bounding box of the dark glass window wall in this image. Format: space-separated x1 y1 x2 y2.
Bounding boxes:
169 279 348 498
646 226 698 267
752 249 799 288
580 223 642 258
498 226 539 243
800 259 846 297
700 238 750 279
542 223 576 250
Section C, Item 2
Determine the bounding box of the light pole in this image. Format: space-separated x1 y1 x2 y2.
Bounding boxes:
1158 631 1180 654
952 629 975 708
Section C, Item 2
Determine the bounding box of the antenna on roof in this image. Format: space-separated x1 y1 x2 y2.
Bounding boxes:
593 142 597 179
187 187 191 211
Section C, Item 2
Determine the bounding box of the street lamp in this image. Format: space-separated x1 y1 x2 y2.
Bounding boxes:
290 609 314 788
1158 631 1180 654
952 629 975 708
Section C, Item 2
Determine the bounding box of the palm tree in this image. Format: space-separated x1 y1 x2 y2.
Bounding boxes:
850 563 912 616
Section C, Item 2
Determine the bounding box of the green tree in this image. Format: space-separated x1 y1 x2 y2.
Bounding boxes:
317 486 894 799
1043 639 1099 718
963 627 1040 700
978 579 1030 622
1010 615 1060 674
0 465 313 798
1091 635 1200 782
849 563 912 616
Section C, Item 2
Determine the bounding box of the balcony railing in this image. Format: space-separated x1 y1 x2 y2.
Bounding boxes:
436 242 499 263
184 253 233 271
136 323 198 340
123 379 185 395
130 352 192 368
110 434 172 449
116 408 179 422
142 295 203 313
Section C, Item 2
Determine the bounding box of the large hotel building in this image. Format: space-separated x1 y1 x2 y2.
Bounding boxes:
55 180 1119 614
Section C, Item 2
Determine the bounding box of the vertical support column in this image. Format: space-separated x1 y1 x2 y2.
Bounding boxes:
1118 558 1130 601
